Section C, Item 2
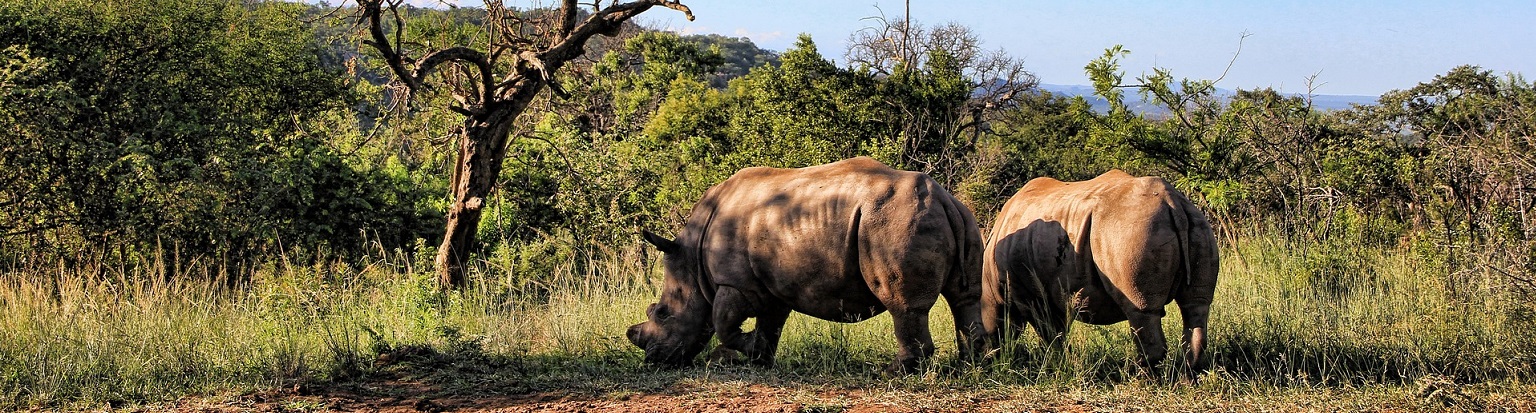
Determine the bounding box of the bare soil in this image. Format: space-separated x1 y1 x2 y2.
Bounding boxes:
104 345 1533 412
124 383 1114 413
117 377 1536 413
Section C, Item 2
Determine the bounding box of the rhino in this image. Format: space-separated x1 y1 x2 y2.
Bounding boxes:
982 170 1218 379
627 157 985 373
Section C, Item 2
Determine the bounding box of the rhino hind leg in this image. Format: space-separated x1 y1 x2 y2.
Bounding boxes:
1125 309 1169 380
886 307 936 375
1176 217 1218 382
1176 299 1211 381
1029 293 1071 350
942 278 986 362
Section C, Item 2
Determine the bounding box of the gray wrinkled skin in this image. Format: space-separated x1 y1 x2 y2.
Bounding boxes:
982 170 1219 381
627 157 985 374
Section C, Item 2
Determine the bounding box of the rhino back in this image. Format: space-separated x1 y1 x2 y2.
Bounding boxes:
987 171 1198 320
692 157 958 322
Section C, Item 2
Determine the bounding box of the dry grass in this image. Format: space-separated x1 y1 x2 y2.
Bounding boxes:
1 235 1532 411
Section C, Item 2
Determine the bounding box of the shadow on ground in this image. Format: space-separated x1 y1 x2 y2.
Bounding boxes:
123 339 1535 412
190 344 955 413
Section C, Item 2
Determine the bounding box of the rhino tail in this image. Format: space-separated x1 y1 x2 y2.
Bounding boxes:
1168 196 1194 288
937 189 988 357
939 192 979 290
845 205 864 282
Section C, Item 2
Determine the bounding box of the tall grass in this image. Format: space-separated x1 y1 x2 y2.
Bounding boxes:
0 245 428 408
1 234 1532 409
1211 235 1534 385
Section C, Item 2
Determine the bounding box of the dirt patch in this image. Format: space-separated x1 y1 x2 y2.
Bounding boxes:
110 345 1534 412
128 383 1020 413
116 377 1536 413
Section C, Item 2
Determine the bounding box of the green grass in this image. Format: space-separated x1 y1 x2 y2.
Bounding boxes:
1210 235 1534 385
1 235 1533 410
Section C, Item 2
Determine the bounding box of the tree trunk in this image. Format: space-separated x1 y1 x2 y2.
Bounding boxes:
435 108 518 288
353 0 695 289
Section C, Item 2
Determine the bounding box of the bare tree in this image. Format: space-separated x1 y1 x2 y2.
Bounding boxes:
354 0 693 288
845 14 1035 185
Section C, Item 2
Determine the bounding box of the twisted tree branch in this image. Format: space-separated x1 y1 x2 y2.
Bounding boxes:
542 0 692 73
360 0 414 89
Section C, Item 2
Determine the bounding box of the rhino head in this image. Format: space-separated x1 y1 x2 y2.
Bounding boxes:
627 231 713 367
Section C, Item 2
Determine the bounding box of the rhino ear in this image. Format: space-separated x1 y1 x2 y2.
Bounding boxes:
642 230 681 254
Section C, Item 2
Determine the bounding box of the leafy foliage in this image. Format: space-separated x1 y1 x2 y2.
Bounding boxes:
1084 45 1536 298
2 3 1536 409
682 33 780 88
724 35 899 169
960 90 1103 224
1085 46 1261 214
0 0 436 264
1362 66 1536 295
0 0 1531 344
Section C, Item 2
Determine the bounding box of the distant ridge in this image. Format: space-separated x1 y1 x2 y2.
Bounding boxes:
1037 83 1378 115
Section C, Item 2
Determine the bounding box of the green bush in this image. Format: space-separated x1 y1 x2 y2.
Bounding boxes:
0 0 438 264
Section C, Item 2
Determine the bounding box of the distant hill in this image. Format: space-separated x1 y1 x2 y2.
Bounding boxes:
1306 93 1380 111
1037 83 1378 115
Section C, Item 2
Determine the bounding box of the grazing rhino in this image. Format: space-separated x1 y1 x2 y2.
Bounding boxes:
627 157 985 373
982 170 1218 379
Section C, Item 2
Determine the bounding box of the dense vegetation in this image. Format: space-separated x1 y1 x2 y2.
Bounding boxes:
0 0 439 272
1 0 1533 410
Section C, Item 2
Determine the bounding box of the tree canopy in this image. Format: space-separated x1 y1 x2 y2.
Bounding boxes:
1 2 1532 297
0 0 435 265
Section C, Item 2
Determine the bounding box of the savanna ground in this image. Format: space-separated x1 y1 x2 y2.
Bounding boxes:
6 0 1536 411
5 233 1534 412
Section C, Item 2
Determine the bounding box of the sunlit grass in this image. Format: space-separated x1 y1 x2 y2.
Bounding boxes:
1 234 1532 410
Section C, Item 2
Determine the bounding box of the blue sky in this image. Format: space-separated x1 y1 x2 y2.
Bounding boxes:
386 0 1535 96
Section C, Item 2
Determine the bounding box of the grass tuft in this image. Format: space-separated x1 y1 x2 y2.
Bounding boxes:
1 235 1532 410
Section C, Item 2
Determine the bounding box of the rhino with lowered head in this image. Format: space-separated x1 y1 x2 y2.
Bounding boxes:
627 157 985 373
982 170 1219 380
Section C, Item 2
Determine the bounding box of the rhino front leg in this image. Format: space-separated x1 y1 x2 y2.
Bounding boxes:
746 305 791 366
711 287 788 367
